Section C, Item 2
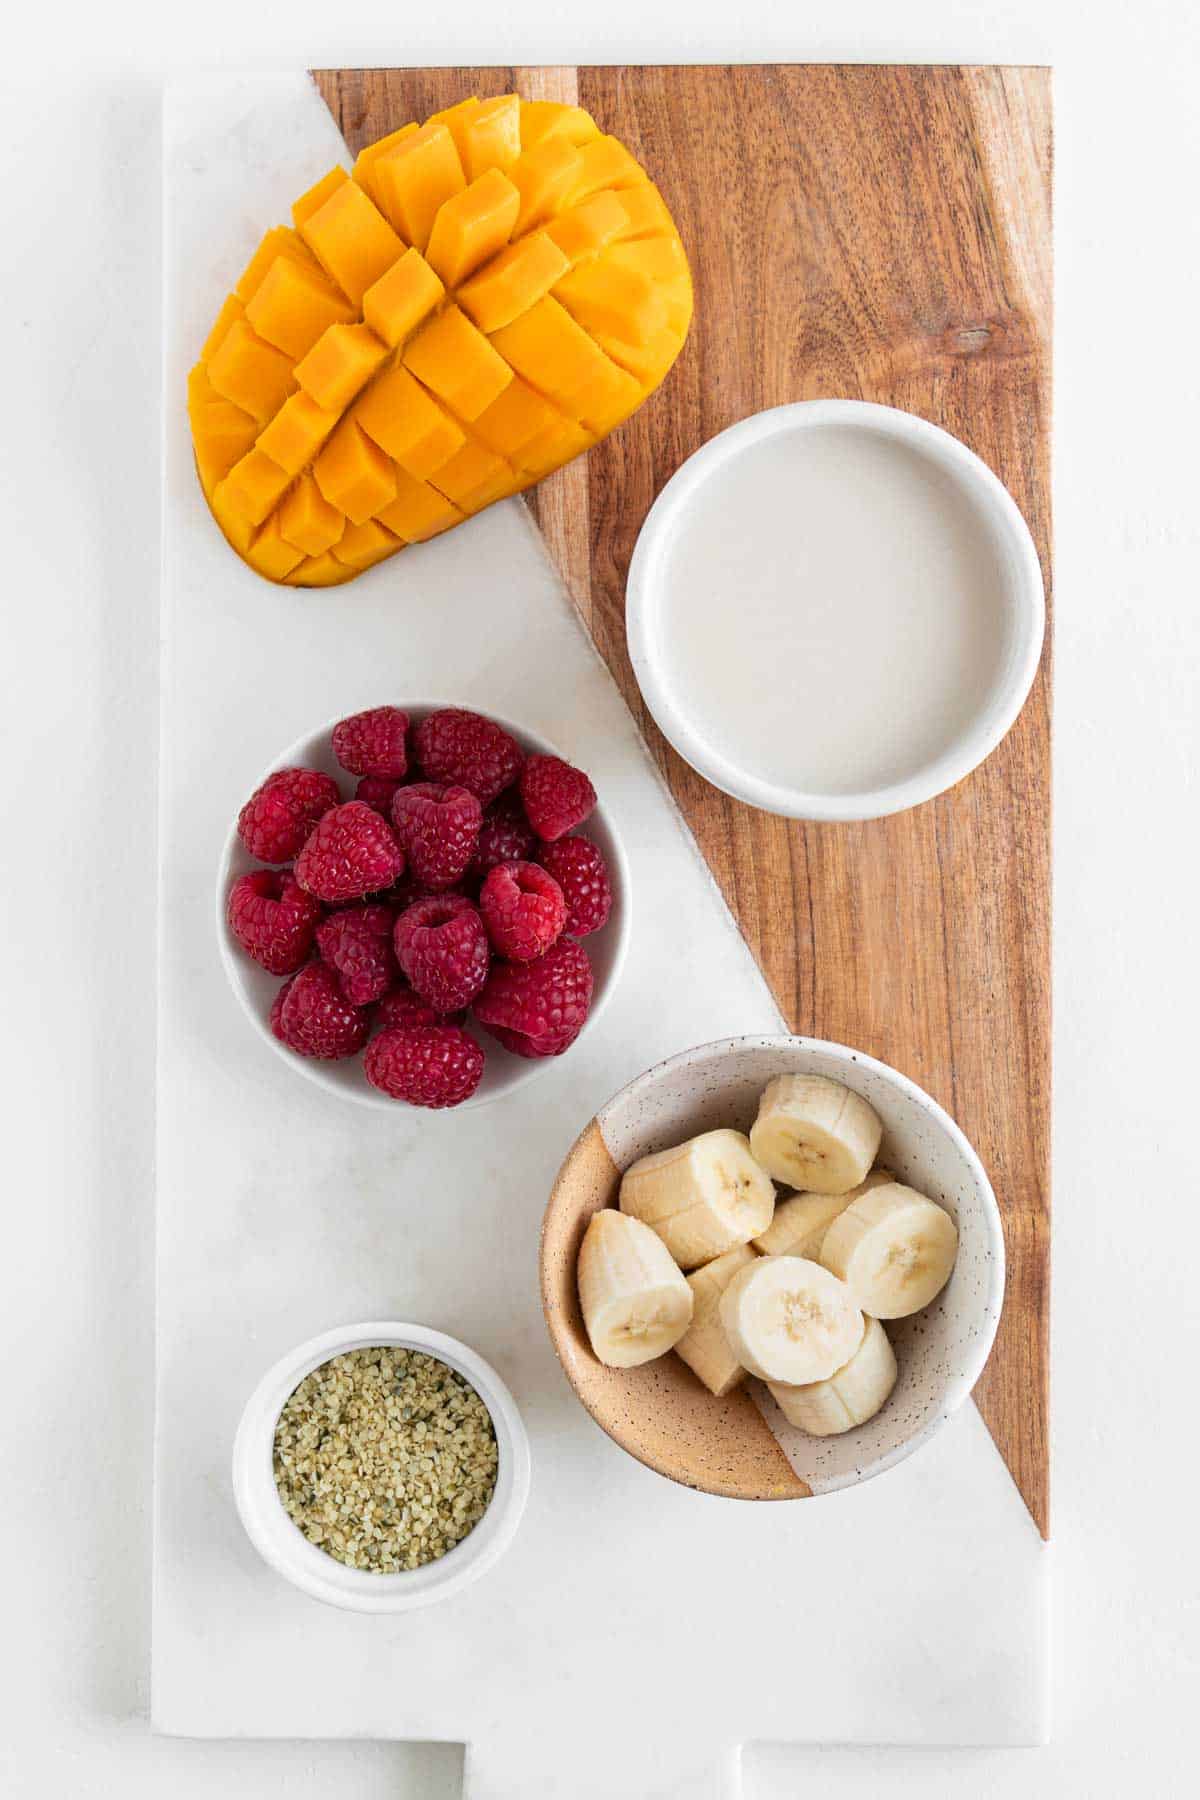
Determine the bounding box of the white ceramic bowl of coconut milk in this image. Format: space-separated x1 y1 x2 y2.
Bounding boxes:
626 401 1044 821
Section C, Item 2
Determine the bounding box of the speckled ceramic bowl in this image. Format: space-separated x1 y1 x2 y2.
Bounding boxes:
541 1035 1005 1501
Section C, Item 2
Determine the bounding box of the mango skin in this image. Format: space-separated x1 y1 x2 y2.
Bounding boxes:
189 96 692 587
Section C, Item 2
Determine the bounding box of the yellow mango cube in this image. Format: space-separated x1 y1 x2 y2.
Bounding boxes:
403 305 513 420
425 169 520 289
313 418 398 525
207 319 296 426
284 550 354 587
462 94 521 181
611 182 676 241
510 138 584 236
518 416 593 479
554 256 667 346
291 166 349 228
427 97 482 163
352 123 418 207
191 397 259 493
490 296 639 432
373 123 466 249
256 391 341 476
470 377 560 460
202 293 246 361
221 446 293 526
235 227 324 304
246 513 307 581
299 179 405 303
430 439 516 512
375 466 465 542
278 472 347 556
543 191 630 268
362 248 445 348
353 362 465 478
458 233 570 334
331 518 405 572
595 323 687 387
518 100 599 149
609 238 693 333
245 255 357 360
567 135 649 203
294 323 388 412
210 477 257 554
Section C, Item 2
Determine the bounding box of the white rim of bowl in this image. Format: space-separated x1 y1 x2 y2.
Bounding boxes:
216 702 632 1112
591 1032 1006 1493
626 400 1046 822
232 1321 532 1612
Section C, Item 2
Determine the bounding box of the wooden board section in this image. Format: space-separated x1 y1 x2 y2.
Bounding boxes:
313 64 1053 1538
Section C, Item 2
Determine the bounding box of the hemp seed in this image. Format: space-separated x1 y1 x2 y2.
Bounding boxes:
272 1345 499 1573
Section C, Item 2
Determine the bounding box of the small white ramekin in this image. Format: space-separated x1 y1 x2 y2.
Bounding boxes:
232 1321 531 1613
217 702 630 1111
626 400 1045 822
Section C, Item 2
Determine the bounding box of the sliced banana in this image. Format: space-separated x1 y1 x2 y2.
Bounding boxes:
674 1243 758 1397
577 1209 694 1368
752 1167 895 1258
749 1074 883 1194
767 1315 897 1436
718 1255 863 1386
619 1128 775 1271
819 1181 958 1319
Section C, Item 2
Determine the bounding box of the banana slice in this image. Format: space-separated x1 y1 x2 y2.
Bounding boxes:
718 1255 863 1385
767 1315 897 1436
619 1128 775 1271
819 1181 958 1319
752 1167 895 1258
674 1243 758 1397
749 1074 883 1194
577 1209 694 1368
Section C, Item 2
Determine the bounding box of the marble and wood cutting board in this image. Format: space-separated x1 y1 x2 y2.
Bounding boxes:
314 62 1053 1539
155 69 1052 1789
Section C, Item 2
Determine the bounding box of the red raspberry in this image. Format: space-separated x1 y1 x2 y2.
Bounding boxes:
373 983 448 1033
355 775 402 817
414 708 523 806
316 904 397 1005
394 894 490 1013
272 960 370 1060
473 938 593 1058
295 802 404 903
536 836 613 937
269 974 296 1041
469 792 536 881
479 861 566 963
390 782 482 892
331 706 410 779
227 870 322 975
365 1024 484 1108
237 767 340 864
519 754 597 841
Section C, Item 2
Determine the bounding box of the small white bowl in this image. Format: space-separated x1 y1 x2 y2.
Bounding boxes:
626 400 1045 821
232 1321 531 1612
217 703 630 1111
543 1034 1005 1500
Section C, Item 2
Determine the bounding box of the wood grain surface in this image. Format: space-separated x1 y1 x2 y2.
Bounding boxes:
313 64 1053 1537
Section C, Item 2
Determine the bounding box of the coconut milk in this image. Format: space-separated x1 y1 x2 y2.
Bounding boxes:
652 424 1011 798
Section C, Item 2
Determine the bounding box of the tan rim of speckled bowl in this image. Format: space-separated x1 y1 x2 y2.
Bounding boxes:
216 702 630 1112
540 1034 1005 1501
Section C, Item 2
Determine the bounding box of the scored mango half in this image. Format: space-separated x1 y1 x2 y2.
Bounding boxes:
188 95 693 586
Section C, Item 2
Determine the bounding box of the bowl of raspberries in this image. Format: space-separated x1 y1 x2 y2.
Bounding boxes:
218 704 627 1110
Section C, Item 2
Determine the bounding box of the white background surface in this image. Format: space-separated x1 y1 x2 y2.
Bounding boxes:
1 2 1197 1796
